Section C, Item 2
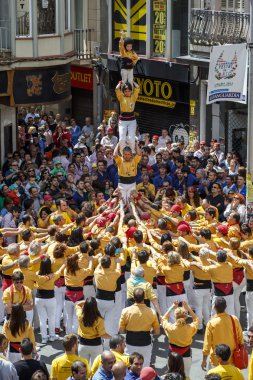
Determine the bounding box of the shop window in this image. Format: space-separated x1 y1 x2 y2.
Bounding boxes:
16 0 30 36
151 0 167 57
37 0 56 35
111 0 146 55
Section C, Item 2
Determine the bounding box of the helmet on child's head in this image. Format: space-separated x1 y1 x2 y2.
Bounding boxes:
124 37 134 48
122 82 132 92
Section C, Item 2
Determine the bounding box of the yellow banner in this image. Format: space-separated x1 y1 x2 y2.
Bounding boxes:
137 95 176 108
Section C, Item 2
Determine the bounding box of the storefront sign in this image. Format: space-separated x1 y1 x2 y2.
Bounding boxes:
207 43 248 104
12 64 71 105
71 66 93 90
153 0 166 56
135 76 176 108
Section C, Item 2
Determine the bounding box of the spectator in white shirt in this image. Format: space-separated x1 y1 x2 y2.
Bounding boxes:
158 129 170 149
101 127 118 149
81 117 94 149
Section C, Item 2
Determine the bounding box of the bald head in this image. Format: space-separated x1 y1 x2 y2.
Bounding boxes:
112 362 127 380
101 351 116 373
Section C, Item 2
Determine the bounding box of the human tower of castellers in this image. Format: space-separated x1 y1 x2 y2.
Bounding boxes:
0 31 252 380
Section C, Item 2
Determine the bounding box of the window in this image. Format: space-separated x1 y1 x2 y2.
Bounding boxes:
65 0 70 31
37 0 56 35
0 0 10 48
16 0 31 36
151 0 167 57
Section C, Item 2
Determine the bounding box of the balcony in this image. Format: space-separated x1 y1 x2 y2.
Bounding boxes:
0 19 11 59
189 9 250 58
74 29 95 60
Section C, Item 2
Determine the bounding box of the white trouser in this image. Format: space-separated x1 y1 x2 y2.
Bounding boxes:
64 299 79 334
8 350 21 364
184 274 195 309
78 343 103 367
26 310 34 325
32 289 40 329
126 343 152 368
157 284 167 316
118 119 137 153
84 285 96 299
0 287 4 322
55 286 65 329
118 182 136 203
114 290 123 327
121 283 126 305
35 297 56 339
192 288 211 329
233 279 245 319
212 294 235 316
96 298 117 336
246 291 253 329
121 69 134 87
166 294 188 323
183 357 192 378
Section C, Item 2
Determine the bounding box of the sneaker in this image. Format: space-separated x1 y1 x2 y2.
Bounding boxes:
49 335 59 342
41 338 48 344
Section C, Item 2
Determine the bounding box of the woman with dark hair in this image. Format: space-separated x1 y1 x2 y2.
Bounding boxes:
35 258 65 344
64 254 93 334
2 304 36 363
37 206 52 229
75 297 111 365
39 168 50 193
67 227 84 247
185 187 200 208
163 352 186 380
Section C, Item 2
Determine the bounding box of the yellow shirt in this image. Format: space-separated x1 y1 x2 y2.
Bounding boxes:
119 38 138 65
91 350 130 376
115 155 141 178
162 317 199 347
233 257 253 280
19 267 49 290
49 211 72 225
76 304 106 339
190 258 212 281
2 321 35 347
157 261 189 284
207 364 244 379
203 313 244 365
1 254 18 277
202 262 233 283
51 353 90 380
126 278 157 301
181 203 193 217
116 87 139 113
64 267 92 288
94 265 121 292
119 303 160 332
2 285 33 305
136 183 155 198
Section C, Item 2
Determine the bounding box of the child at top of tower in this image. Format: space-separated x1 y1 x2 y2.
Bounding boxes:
119 30 139 87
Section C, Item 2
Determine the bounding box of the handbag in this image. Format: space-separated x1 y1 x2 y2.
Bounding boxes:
230 315 248 369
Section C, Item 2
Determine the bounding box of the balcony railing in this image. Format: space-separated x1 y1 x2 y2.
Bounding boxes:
16 12 30 36
74 29 94 60
0 19 11 57
189 9 250 57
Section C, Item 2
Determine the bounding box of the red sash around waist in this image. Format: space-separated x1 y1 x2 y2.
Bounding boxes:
169 344 190 356
10 342 21 353
214 282 233 295
166 282 185 295
65 289 84 302
233 268 244 285
156 276 166 285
